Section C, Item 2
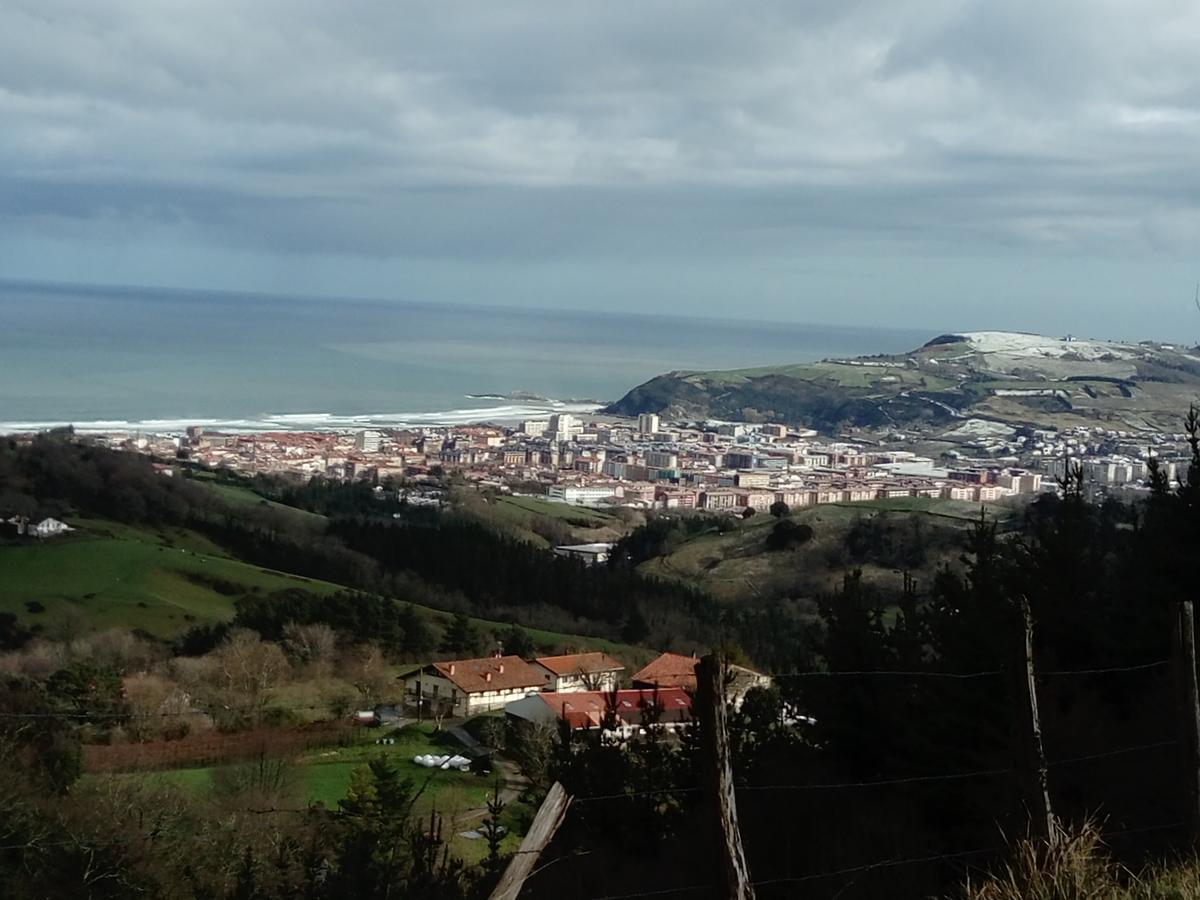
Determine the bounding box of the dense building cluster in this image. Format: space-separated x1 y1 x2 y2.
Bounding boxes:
94 410 1194 511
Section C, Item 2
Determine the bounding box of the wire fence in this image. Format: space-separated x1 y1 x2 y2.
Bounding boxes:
2 655 1187 897
526 655 1184 899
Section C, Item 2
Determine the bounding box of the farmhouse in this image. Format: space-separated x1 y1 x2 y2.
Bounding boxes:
532 651 625 693
630 652 701 691
402 655 544 717
505 687 693 738
632 651 772 708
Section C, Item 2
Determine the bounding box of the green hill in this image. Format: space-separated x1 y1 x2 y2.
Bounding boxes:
636 498 1018 603
605 330 1200 433
0 515 648 660
0 518 340 636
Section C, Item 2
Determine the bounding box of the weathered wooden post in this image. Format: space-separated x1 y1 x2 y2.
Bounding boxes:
696 654 756 900
489 781 572 900
1171 600 1200 845
1014 597 1057 844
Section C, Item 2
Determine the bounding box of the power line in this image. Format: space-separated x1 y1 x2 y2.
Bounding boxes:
750 845 997 886
737 768 1013 792
1048 739 1177 767
769 669 1002 680
1041 659 1170 677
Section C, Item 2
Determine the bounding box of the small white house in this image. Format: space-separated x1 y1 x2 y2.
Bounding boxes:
532 652 625 693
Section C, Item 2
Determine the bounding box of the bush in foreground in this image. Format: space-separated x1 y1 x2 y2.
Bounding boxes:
959 822 1200 900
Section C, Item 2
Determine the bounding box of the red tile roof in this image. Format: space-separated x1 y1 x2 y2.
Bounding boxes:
427 655 544 694
536 688 692 728
631 652 701 690
534 651 625 677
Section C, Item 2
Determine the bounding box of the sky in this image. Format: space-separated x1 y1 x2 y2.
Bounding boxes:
2 0 1199 338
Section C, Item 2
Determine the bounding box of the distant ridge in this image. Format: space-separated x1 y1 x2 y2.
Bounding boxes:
604 331 1200 434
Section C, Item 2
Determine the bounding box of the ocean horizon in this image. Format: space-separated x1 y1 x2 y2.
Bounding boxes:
1 279 934 433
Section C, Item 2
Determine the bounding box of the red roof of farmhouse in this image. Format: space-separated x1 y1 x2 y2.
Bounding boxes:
536 688 693 727
427 656 544 694
534 651 625 676
631 652 701 690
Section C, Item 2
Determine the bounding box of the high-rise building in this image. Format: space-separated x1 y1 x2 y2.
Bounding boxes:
638 413 661 434
548 413 581 441
355 430 382 453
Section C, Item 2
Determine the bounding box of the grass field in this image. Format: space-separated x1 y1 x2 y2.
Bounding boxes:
93 723 527 862
0 519 340 636
196 479 328 526
638 497 1015 602
449 487 626 549
0 516 648 658
495 494 614 523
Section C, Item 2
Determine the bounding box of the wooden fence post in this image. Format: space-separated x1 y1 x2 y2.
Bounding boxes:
1171 600 1200 846
1014 597 1056 844
489 781 572 900
696 654 756 900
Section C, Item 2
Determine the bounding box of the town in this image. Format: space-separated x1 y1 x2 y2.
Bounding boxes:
90 407 1192 518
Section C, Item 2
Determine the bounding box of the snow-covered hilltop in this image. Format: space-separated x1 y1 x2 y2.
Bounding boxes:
955 331 1137 362
609 330 1200 435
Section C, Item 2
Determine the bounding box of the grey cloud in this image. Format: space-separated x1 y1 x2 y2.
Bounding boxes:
1 0 1199 333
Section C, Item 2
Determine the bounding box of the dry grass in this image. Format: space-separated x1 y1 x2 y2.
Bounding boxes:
960 823 1200 900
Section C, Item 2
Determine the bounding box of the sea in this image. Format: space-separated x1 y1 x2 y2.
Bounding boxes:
0 280 933 433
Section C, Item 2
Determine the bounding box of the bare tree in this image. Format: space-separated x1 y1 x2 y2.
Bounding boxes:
213 629 289 722
281 622 337 675
342 642 394 709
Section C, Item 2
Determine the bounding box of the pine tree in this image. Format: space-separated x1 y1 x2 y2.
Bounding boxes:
439 612 478 657
480 779 507 877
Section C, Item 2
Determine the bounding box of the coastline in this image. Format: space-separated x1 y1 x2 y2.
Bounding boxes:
0 400 603 436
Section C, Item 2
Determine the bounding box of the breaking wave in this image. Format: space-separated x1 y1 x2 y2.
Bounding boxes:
0 401 601 435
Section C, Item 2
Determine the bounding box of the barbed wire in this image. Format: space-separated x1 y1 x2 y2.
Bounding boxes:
1040 659 1170 677
1048 739 1178 767
769 669 1002 680
581 824 1189 900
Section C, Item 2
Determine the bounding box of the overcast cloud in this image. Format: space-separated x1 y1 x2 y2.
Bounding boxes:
2 0 1199 336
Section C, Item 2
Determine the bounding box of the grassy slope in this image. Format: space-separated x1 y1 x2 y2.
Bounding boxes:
638 498 1017 602
680 359 959 392
0 519 339 636
0 515 647 657
90 723 529 864
449 487 627 547
199 479 328 525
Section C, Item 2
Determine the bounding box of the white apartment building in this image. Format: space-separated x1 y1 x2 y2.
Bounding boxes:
547 484 620 505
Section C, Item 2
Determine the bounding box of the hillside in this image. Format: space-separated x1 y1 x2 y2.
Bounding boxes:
0 517 339 636
0 514 647 661
605 330 1200 433
634 496 1018 603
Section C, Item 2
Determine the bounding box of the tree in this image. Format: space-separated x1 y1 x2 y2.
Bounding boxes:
281 622 337 674
480 779 508 878
326 757 468 899
479 716 507 751
741 507 757 519
765 519 814 551
439 612 479 658
498 623 534 659
212 629 289 724
769 500 790 518
509 720 557 792
343 643 394 708
620 606 649 644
